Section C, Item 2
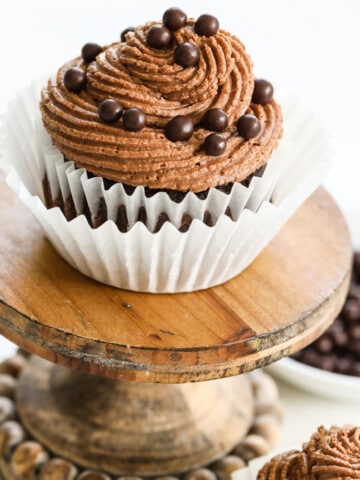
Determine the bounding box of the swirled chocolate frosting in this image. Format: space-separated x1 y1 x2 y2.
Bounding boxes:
40 16 283 192
257 425 360 479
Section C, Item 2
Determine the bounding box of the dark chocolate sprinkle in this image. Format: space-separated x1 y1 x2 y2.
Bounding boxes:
146 24 172 49
165 115 194 142
121 26 135 42
237 114 261 140
81 43 103 63
204 133 226 156
194 14 219 36
63 67 87 93
203 108 228 132
163 7 187 30
252 79 274 105
123 108 146 131
175 42 200 68
98 99 123 124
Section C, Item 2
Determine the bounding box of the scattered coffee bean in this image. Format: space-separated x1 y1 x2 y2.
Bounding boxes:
163 7 187 30
146 24 172 49
165 116 194 142
121 26 135 42
252 79 274 105
237 114 261 139
63 68 87 93
293 251 360 377
123 108 146 131
204 133 226 156
81 43 103 63
195 14 219 36
203 108 228 132
98 99 123 124
175 42 200 67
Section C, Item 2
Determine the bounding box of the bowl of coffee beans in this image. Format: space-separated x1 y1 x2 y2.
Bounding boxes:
267 252 360 402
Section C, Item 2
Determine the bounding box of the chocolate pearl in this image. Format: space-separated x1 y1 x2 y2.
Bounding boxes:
146 24 172 49
123 108 146 131
175 42 199 68
349 282 360 300
237 114 261 139
165 116 194 142
81 43 103 63
163 7 187 30
252 79 274 105
63 67 87 93
195 14 219 37
203 108 228 132
331 329 348 348
121 26 135 42
204 133 226 156
341 299 360 322
98 99 123 124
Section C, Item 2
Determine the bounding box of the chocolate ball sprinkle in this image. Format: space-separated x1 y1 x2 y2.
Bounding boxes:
165 116 194 142
163 7 187 30
252 79 274 105
81 43 103 63
204 133 226 156
195 14 219 37
203 108 228 132
146 24 172 49
123 108 146 131
98 99 123 124
63 67 87 93
237 114 261 140
121 26 135 43
175 42 200 68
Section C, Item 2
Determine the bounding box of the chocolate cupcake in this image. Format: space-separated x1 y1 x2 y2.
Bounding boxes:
2 9 330 292
256 425 360 479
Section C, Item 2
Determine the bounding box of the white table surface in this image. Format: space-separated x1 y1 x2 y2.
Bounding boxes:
1 0 360 453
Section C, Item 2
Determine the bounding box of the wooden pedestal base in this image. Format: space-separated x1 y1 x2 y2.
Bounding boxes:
17 357 254 476
0 353 282 479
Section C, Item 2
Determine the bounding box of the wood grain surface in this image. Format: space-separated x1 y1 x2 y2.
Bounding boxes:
0 175 352 382
16 356 254 476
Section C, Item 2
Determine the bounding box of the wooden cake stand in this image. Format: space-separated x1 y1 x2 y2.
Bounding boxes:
0 177 352 478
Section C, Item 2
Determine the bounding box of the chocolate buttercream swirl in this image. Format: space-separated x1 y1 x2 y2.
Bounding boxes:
40 20 282 192
257 426 360 480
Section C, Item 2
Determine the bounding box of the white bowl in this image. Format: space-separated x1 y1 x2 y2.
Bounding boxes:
266 357 360 403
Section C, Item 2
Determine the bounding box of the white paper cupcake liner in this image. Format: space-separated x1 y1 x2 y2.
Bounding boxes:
1 82 330 293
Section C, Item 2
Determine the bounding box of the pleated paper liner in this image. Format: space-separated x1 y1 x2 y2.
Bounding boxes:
2 83 330 292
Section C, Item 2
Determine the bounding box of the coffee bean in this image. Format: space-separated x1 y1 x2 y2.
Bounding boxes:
204 133 226 156
175 42 200 67
203 108 228 132
195 14 219 36
121 26 135 42
237 114 261 139
163 7 187 30
165 116 194 142
252 79 274 105
123 108 146 131
354 252 360 278
98 99 123 124
335 357 353 375
315 335 333 354
341 299 360 322
81 43 103 63
146 24 172 49
63 68 87 93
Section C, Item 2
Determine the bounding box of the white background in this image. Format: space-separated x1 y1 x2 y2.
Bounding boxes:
1 0 360 453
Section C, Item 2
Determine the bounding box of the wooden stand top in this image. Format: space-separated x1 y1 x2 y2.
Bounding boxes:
0 176 352 383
